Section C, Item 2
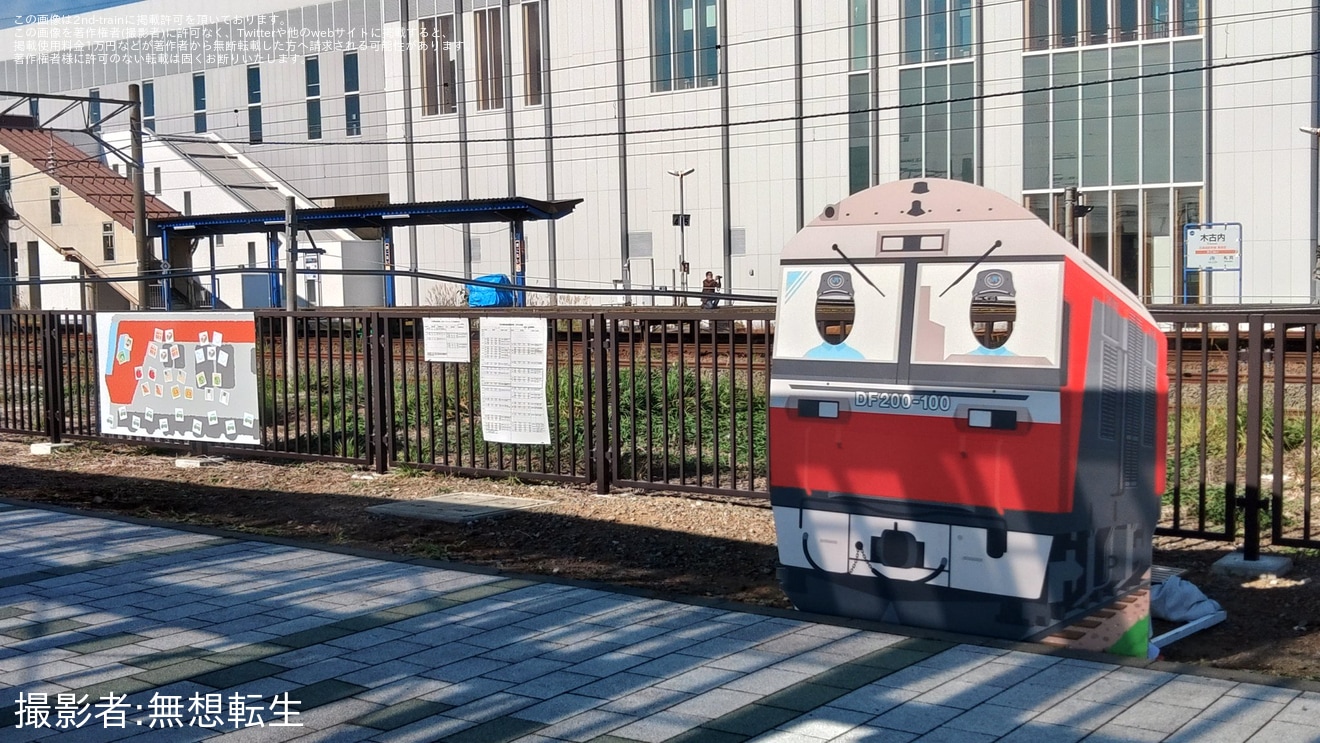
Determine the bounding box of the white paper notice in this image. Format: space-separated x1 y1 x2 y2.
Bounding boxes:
479 317 550 445
422 317 472 363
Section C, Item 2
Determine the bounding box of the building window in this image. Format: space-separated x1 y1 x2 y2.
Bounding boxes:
903 0 974 64
142 80 155 131
247 65 263 144
475 8 505 110
27 98 38 124
1022 40 1202 190
651 0 719 92
344 52 362 136
419 15 458 115
1 155 9 197
102 222 115 262
153 167 161 195
899 62 976 183
306 57 322 139
523 1 545 106
247 241 257 267
848 74 869 194
1025 0 1200 50
50 187 61 225
183 191 192 216
89 88 101 132
193 73 207 133
849 0 868 71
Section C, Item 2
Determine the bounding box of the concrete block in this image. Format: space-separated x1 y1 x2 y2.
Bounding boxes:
174 456 225 468
29 442 75 455
1210 552 1293 579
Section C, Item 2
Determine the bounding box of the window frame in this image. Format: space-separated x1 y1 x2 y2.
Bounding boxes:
306 56 323 140
247 64 263 144
102 222 115 262
474 7 506 111
344 51 362 136
192 73 207 134
650 0 720 93
49 187 62 226
523 1 545 106
419 15 459 116
142 80 155 131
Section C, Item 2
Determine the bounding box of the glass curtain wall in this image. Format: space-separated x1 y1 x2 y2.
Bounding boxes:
1021 0 1204 303
900 0 977 183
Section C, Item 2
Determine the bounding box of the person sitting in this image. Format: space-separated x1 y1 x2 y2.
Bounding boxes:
702 272 721 309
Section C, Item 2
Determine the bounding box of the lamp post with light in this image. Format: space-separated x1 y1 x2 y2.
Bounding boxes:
667 168 694 304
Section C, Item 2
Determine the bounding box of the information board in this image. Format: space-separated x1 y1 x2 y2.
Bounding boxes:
97 312 260 445
1184 223 1242 270
422 317 472 363
479 317 551 445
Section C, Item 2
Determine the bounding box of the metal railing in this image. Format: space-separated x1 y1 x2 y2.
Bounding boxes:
1 306 1318 552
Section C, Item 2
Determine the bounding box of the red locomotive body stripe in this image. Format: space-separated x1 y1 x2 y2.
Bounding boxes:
768 407 1070 514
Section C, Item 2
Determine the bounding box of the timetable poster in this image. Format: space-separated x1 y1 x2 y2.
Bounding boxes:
96 312 260 446
478 317 551 445
422 317 473 363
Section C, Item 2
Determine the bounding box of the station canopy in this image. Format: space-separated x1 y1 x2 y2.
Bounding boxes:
149 196 583 236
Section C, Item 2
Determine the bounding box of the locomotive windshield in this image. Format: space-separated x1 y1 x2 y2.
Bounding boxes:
910 261 1063 368
772 263 905 362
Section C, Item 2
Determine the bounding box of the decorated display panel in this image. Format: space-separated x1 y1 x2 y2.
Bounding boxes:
769 179 1166 658
97 313 260 445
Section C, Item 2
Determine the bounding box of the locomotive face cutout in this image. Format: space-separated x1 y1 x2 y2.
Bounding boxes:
769 179 1166 656
970 268 1017 350
814 271 856 346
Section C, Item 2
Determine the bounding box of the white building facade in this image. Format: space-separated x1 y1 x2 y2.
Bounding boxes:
1 0 1314 304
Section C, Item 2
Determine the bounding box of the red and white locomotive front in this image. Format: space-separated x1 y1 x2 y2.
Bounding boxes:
769 179 1166 646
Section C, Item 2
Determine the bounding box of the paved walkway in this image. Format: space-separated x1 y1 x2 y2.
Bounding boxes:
0 502 1317 743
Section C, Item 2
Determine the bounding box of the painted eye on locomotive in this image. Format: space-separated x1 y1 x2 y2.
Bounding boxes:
970 268 1017 350
814 270 856 346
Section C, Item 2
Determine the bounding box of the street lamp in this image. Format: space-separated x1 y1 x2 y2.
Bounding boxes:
667 168 694 305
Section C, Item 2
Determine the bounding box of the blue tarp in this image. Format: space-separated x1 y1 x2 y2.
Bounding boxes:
468 274 516 307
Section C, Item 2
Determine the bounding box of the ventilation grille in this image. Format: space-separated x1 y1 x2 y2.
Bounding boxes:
1099 343 1121 441
628 231 653 259
731 228 747 256
469 237 481 263
1122 322 1146 487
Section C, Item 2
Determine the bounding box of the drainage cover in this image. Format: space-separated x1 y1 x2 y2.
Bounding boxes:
366 492 554 523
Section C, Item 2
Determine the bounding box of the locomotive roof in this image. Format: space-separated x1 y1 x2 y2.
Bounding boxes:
781 178 1153 322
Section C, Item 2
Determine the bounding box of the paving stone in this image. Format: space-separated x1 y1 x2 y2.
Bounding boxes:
350 698 452 731
510 693 607 724
276 658 369 686
1248 719 1320 743
941 702 1035 736
191 661 286 689
530 709 637 742
654 666 741 695
994 721 1088 743
130 657 229 687
869 702 963 735
610 709 708 743
60 634 148 656
353 675 450 705
443 715 544 743
1110 700 1201 734
2 619 89 641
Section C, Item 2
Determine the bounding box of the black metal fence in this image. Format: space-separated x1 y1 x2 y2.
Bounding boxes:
1 306 1317 552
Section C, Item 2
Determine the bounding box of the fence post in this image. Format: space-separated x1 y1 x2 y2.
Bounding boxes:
592 313 610 495
371 313 392 475
1242 314 1265 561
43 312 64 444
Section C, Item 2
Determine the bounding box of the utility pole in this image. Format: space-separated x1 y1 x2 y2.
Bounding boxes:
1064 186 1093 248
284 196 297 377
129 84 149 309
